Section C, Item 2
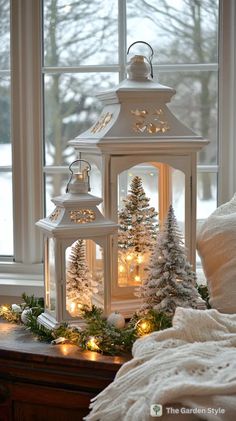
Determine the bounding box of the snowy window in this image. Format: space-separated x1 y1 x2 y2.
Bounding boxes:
1 0 235 291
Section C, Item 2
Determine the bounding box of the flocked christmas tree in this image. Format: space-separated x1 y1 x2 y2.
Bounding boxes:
136 204 205 316
66 239 98 316
118 175 158 285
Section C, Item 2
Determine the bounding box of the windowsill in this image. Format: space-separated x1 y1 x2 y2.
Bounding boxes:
0 262 44 300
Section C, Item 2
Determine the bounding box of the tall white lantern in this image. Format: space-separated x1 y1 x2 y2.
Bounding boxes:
36 160 117 329
70 42 209 315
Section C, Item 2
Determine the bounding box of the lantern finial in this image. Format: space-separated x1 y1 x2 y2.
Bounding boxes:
127 41 154 80
66 159 91 194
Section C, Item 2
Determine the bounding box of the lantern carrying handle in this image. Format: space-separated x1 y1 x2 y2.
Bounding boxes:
66 159 92 193
127 41 154 78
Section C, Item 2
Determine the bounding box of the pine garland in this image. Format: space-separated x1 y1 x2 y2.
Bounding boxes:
0 290 209 355
0 294 174 355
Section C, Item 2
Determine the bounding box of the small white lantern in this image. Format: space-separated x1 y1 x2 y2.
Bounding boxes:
70 42 209 315
36 160 117 329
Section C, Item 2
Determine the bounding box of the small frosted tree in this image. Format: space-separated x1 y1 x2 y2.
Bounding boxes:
66 239 97 314
118 176 158 284
136 204 204 316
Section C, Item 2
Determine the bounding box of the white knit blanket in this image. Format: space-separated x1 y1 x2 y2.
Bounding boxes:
85 308 236 421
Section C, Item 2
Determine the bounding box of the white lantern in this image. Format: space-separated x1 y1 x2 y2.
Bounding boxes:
36 160 117 329
69 42 209 315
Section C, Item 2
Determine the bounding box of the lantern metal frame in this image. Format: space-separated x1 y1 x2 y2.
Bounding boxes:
69 44 209 314
36 160 117 329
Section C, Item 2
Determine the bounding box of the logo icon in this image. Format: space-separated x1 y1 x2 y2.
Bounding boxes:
150 404 163 417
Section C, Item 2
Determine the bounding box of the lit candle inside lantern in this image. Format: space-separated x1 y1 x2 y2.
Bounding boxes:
134 275 141 282
126 254 132 261
137 255 143 264
76 172 84 181
119 265 125 273
70 302 76 314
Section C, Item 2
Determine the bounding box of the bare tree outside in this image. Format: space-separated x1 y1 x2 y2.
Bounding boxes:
127 0 218 200
43 0 118 195
43 0 218 201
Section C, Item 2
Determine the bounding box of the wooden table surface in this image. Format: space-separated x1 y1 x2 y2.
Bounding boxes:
0 320 130 421
0 320 129 368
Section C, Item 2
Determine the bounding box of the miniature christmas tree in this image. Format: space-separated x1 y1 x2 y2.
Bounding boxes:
118 175 158 284
136 204 205 316
66 239 98 316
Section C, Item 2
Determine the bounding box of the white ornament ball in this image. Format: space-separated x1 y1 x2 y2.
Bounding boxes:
107 312 125 329
21 308 32 324
11 304 21 313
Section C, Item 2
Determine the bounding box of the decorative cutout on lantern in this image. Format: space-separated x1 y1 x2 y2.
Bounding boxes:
49 207 61 222
130 107 170 134
131 109 148 117
90 112 113 133
69 209 96 224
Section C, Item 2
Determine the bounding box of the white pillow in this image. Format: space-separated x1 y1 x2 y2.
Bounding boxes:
197 194 236 313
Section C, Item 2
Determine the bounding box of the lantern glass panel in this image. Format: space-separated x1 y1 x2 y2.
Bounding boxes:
118 164 159 287
45 237 57 314
172 168 185 236
65 239 104 318
118 164 159 212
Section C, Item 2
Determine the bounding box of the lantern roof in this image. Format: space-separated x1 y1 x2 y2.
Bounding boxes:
36 160 117 236
70 49 209 153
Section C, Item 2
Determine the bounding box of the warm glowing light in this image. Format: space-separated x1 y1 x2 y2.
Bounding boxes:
137 255 143 264
119 265 125 273
126 254 132 261
61 344 70 356
70 302 76 313
2 306 8 312
136 319 154 336
86 336 100 352
134 275 141 282
76 172 84 180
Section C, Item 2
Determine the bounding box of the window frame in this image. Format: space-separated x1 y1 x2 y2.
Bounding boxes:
0 0 235 296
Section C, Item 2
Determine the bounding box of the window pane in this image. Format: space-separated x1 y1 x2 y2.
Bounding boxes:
196 171 217 269
197 172 217 219
172 168 185 236
0 0 10 70
158 71 218 164
0 76 11 161
43 0 118 67
44 73 119 166
0 172 13 255
0 1 12 257
127 0 218 65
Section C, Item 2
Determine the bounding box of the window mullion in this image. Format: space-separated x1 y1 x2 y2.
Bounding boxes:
218 0 236 204
118 0 127 81
11 0 43 265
